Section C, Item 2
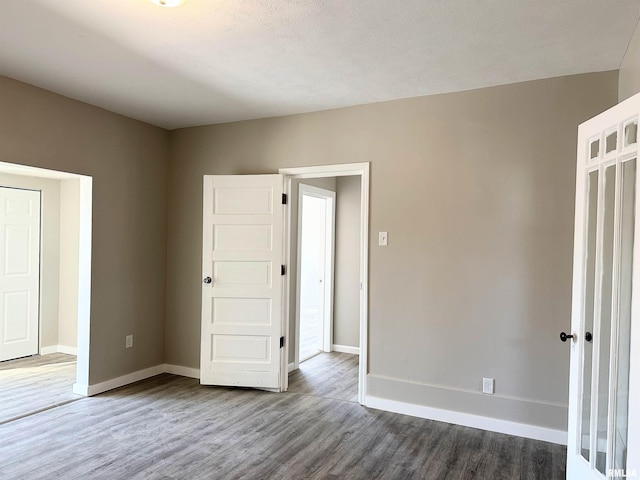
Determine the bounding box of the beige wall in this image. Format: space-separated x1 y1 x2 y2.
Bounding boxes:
0 173 61 349
619 19 640 101
333 175 361 348
0 65 620 428
0 76 169 384
167 71 618 429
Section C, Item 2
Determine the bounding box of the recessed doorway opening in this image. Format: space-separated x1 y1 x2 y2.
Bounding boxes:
0 161 93 417
280 163 369 405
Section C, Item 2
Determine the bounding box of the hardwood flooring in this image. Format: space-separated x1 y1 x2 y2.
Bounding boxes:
0 353 80 424
0 353 566 479
289 351 359 402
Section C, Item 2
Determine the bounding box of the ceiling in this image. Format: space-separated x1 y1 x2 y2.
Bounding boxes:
1 0 639 130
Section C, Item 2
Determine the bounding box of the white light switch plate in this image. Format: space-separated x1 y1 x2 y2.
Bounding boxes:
378 232 388 246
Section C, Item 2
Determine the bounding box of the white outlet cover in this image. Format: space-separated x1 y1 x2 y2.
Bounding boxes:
126 335 133 348
482 377 494 394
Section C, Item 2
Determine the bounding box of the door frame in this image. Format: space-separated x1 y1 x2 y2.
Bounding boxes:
295 183 336 368
280 162 369 405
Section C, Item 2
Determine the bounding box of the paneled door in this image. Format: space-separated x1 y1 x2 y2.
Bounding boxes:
200 175 285 390
0 187 41 362
567 92 640 479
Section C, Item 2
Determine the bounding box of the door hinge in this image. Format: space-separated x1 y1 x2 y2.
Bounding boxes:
280 336 285 348
281 265 286 276
282 193 287 205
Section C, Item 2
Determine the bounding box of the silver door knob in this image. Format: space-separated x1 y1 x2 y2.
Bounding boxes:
203 276 212 284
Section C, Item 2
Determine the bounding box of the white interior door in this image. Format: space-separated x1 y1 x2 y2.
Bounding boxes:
0 187 41 362
296 184 335 364
200 174 284 390
567 92 640 479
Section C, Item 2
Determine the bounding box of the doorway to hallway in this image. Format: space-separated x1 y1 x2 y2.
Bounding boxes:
286 169 364 403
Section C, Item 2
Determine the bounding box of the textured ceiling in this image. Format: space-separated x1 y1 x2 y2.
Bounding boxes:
1 0 639 129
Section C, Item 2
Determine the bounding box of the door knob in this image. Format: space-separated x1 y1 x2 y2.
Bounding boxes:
203 276 212 284
585 331 593 342
560 331 574 342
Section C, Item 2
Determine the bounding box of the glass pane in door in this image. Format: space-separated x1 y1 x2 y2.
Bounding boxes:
595 164 616 474
624 120 638 147
614 158 636 470
581 170 599 461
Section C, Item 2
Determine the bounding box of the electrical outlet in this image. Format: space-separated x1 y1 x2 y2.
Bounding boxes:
482 377 494 394
125 335 133 349
378 232 388 246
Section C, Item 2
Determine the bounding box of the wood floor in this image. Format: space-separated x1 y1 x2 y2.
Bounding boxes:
0 353 566 479
289 351 359 402
0 353 80 424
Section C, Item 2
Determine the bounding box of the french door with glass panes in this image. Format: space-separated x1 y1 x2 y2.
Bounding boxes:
567 92 640 479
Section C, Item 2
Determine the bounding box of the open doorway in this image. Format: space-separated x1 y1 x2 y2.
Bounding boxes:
0 161 92 423
198 163 369 400
281 163 369 404
297 184 335 363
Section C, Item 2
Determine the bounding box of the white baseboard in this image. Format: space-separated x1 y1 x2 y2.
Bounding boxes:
332 344 360 355
84 365 165 396
77 362 309 397
164 364 200 379
365 396 567 445
58 345 77 355
40 346 58 355
288 362 296 373
40 345 77 356
73 364 199 396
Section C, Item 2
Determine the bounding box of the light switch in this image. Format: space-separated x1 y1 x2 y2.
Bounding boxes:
378 232 388 246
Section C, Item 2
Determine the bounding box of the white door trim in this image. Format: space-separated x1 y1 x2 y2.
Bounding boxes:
280 162 370 405
295 183 336 369
74 176 93 394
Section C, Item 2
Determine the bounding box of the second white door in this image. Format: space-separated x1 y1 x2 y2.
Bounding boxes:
297 184 335 364
0 187 41 362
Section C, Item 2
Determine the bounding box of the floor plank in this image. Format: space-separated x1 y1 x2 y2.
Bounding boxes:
289 351 359 402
